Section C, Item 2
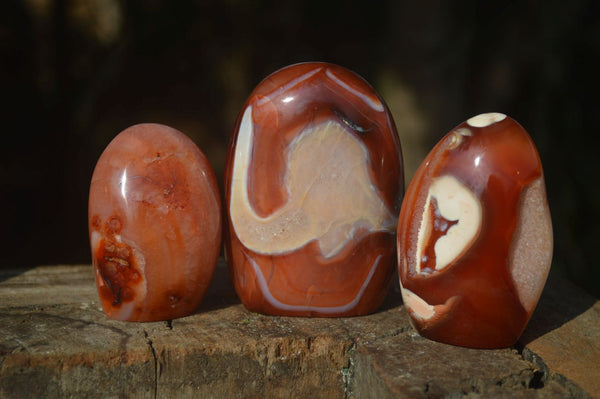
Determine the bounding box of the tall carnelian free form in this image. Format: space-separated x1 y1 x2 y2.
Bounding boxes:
225 62 404 317
397 113 553 348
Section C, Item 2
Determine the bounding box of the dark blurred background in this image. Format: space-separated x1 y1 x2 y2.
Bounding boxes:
1 0 598 298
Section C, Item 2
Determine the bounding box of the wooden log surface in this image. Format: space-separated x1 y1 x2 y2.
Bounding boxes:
0 260 598 398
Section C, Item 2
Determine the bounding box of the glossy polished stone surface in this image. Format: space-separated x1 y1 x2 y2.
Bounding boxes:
89 124 221 321
397 113 553 348
225 62 404 317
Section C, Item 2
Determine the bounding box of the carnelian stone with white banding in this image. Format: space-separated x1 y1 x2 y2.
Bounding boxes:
225 62 404 316
89 124 221 321
397 113 553 348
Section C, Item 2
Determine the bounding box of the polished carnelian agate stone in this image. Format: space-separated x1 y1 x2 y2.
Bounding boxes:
89 124 221 321
397 113 553 348
224 62 404 317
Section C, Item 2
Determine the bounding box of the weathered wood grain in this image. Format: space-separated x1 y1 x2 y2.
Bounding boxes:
0 261 597 398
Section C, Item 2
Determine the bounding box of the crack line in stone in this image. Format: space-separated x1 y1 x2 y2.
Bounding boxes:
144 330 158 399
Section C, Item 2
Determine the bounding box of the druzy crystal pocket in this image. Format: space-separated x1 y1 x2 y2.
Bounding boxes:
89 124 221 321
397 113 553 348
225 62 404 317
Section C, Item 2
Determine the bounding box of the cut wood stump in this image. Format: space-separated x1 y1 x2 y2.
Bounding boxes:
0 260 598 398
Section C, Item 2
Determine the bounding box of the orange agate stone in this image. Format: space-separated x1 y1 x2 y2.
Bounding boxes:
89 124 221 321
397 113 553 348
224 62 404 317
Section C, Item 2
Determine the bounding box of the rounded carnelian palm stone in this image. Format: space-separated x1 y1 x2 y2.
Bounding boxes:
225 62 404 317
89 124 221 321
397 113 553 348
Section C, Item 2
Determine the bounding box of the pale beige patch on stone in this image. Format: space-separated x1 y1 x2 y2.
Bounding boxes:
447 128 473 150
230 106 396 258
509 177 553 314
416 175 482 273
400 285 457 323
400 287 435 320
466 112 506 128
